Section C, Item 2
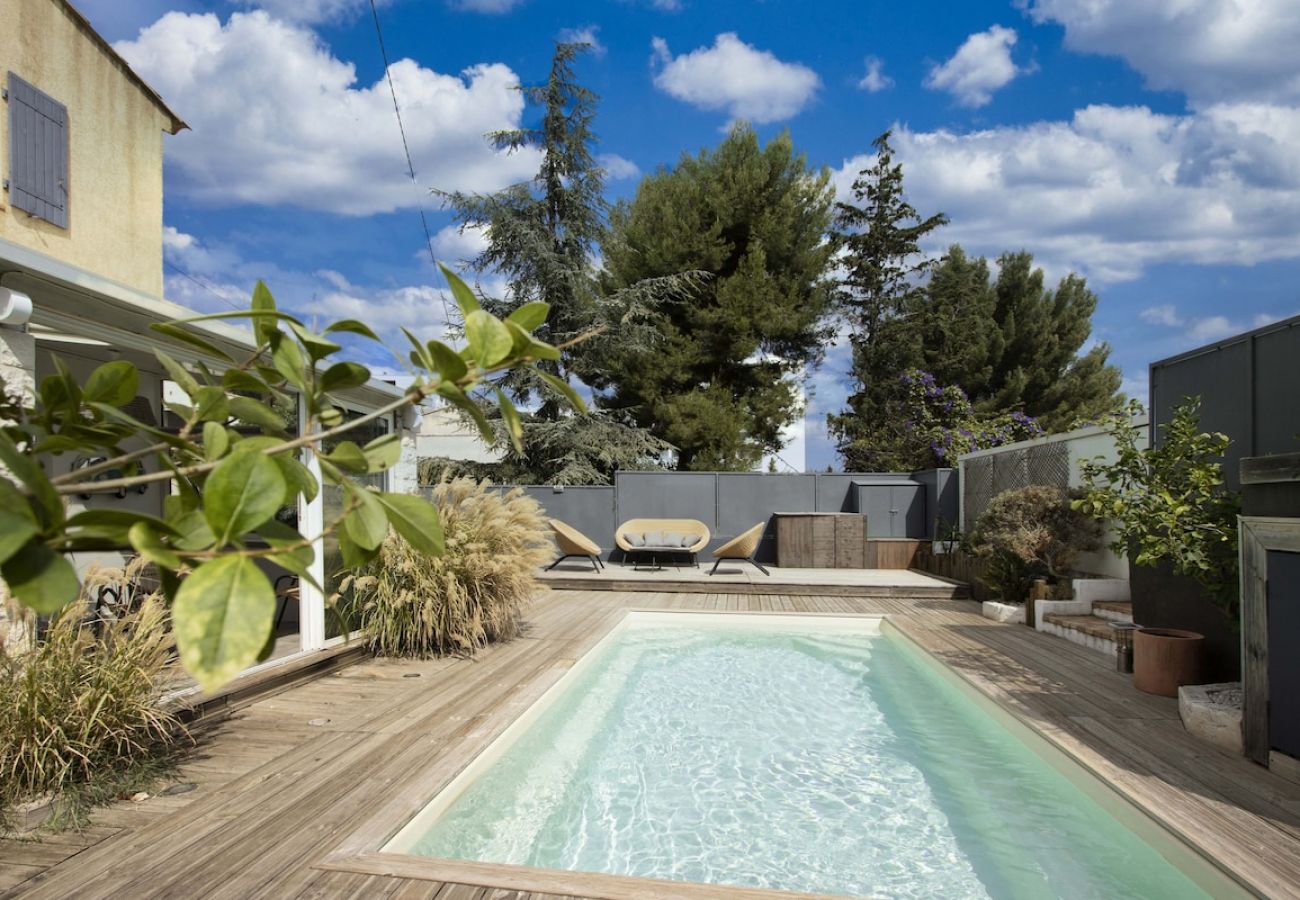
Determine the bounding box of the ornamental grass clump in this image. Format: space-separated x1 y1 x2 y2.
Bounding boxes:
1 569 183 828
970 484 1102 602
346 477 551 658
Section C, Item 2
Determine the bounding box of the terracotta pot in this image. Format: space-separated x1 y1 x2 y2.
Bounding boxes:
1133 627 1205 697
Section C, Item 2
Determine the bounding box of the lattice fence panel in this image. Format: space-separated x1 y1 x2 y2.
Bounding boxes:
992 448 1028 497
1027 441 1071 492
962 455 994 531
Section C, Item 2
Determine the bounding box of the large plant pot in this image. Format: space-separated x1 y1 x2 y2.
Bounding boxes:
1128 561 1238 682
1134 627 1205 697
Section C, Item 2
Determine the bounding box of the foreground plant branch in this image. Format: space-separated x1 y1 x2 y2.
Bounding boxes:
0 264 590 691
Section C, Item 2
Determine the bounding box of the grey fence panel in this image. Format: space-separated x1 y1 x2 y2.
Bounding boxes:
716 474 818 561
963 455 994 530
914 468 959 536
1150 315 1300 490
614 471 719 532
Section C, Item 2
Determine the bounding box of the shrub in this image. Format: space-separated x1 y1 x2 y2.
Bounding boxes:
1074 399 1240 616
970 484 1103 601
1 572 182 827
344 477 551 657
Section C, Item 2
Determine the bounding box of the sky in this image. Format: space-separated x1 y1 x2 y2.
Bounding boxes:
79 0 1300 470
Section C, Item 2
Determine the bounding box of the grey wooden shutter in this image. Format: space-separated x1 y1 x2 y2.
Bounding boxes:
6 72 68 229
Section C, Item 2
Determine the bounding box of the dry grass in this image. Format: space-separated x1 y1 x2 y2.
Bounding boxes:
0 564 184 828
343 477 551 658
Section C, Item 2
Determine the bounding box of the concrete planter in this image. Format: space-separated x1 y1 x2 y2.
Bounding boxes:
981 601 1025 624
8 794 56 833
1179 682 1243 754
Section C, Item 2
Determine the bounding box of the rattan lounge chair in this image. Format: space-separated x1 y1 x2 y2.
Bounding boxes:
546 519 605 572
709 522 770 575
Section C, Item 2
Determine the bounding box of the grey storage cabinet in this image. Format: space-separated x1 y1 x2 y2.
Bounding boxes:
854 479 926 538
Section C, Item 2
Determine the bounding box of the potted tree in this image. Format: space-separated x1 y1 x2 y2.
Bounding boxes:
1075 401 1240 696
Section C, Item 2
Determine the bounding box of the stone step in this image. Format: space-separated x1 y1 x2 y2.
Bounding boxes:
1092 600 1133 623
1041 613 1120 657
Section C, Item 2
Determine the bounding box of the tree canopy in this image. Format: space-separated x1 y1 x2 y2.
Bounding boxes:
595 124 836 471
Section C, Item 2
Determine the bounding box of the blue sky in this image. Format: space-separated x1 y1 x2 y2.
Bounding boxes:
81 0 1300 469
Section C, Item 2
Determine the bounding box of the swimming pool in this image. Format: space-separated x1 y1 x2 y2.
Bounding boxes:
384 612 1239 898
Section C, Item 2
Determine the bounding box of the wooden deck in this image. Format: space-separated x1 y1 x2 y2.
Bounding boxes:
540 563 967 598
3 589 1300 899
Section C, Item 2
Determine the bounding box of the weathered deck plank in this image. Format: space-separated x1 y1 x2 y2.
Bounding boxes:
3 589 1300 899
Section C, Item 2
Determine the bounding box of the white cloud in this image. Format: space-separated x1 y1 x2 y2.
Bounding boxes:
1023 0 1300 105
650 33 820 124
857 56 893 93
233 0 389 25
115 11 539 216
925 25 1023 107
558 25 605 57
448 0 524 13
599 153 641 180
833 102 1300 283
1139 304 1182 327
162 227 457 351
430 223 488 263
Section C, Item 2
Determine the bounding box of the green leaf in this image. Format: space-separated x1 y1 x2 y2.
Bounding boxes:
270 332 308 393
0 508 39 565
537 370 587 413
274 454 319 503
167 307 303 328
496 389 524 454
288 321 342 362
191 386 230 423
173 556 275 691
507 301 550 333
170 508 217 552
375 492 443 555
402 328 435 370
203 449 288 543
342 486 389 551
0 432 64 528
83 360 139 406
227 396 286 432
251 280 278 347
155 350 200 396
337 527 379 569
150 322 234 362
319 361 370 394
65 509 175 545
426 340 468 382
323 441 368 474
439 262 479 315
436 382 494 444
1 542 79 614
464 309 514 368
362 433 401 473
128 521 183 570
324 319 380 341
202 421 230 461
221 369 270 394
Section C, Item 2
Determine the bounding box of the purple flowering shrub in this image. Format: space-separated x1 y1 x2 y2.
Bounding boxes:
868 369 1043 469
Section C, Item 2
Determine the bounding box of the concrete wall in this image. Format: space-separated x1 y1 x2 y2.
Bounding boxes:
0 0 174 296
1150 314 1300 490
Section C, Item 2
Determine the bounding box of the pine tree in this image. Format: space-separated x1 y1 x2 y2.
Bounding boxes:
827 130 948 467
596 125 836 471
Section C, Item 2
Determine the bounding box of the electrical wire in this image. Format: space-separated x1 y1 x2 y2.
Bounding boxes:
164 258 243 312
367 0 456 334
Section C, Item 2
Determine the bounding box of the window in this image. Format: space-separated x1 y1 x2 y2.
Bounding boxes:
6 72 68 229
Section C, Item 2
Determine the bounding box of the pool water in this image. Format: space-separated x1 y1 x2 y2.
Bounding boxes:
393 617 1212 899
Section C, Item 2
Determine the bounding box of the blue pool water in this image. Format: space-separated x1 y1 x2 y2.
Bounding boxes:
397 619 1213 899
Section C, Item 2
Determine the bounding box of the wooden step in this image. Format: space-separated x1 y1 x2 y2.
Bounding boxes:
1092 600 1133 623
1044 613 1120 640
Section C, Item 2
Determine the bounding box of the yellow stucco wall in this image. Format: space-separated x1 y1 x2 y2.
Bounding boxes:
0 0 172 296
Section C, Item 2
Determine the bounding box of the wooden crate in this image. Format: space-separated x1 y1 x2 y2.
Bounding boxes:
776 513 867 568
